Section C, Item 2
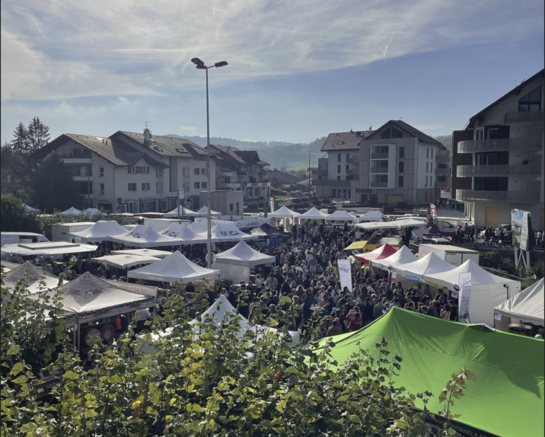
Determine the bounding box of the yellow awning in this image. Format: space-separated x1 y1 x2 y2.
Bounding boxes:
344 241 367 251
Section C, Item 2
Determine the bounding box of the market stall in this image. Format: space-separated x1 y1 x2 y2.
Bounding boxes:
90 254 161 269
395 252 454 282
299 207 328 221
110 248 173 258
326 210 355 222
213 241 275 283
3 261 66 294
61 207 82 216
108 224 185 248
208 222 256 243
160 223 207 244
359 210 384 221
162 206 198 218
194 206 221 218
1 241 98 257
70 220 127 243
494 278 544 331
355 244 397 265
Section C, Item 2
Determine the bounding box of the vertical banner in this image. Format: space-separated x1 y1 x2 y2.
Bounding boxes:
458 272 472 323
269 196 275 213
521 211 530 250
263 198 268 217
429 202 437 220
337 259 352 292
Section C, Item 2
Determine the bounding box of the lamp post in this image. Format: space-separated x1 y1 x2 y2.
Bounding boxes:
191 57 228 268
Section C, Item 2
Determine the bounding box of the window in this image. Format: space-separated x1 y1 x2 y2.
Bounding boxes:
338 154 341 162
142 183 150 191
156 182 164 193
346 153 350 160
202 182 207 188
182 167 189 178
156 168 164 177
475 128 484 140
224 177 231 183
398 161 404 173
426 162 428 172
399 147 405 158
183 182 190 192
236 202 240 213
398 176 404 187
380 161 388 168
379 175 387 182
430 163 433 173
128 166 135 174
194 182 200 189
487 128 499 139
337 165 341 173
332 189 336 197
518 85 542 112
380 146 389 154
202 168 207 175
128 183 137 191
194 168 200 175
99 183 105 195
99 166 104 177
380 127 403 139
427 148 429 159
425 176 428 186
431 149 434 159
230 203 234 211
346 164 349 171
337 176 341 180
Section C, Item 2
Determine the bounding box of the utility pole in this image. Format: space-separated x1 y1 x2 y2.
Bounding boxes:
308 148 311 195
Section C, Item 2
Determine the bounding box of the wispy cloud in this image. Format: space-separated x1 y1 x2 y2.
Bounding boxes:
1 0 543 101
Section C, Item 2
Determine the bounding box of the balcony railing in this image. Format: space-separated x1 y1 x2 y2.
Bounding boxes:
370 181 388 188
436 166 449 175
456 189 540 203
457 136 542 153
370 167 388 174
435 154 450 163
370 153 389 159
346 168 359 175
456 164 541 177
505 111 544 124
311 179 350 186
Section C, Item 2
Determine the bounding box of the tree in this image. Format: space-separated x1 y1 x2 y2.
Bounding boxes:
1 143 34 201
0 194 43 233
27 116 51 153
11 122 31 155
29 153 82 213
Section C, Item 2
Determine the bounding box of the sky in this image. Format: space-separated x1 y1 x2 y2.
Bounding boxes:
1 0 544 145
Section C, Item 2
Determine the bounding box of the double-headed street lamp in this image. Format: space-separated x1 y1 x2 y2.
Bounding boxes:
191 57 228 268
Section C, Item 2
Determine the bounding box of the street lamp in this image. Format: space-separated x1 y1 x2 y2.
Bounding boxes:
191 57 228 268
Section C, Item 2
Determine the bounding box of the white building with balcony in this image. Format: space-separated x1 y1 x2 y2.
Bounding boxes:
452 69 544 228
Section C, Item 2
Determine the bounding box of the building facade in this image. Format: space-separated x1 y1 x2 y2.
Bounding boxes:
207 144 271 202
452 69 544 228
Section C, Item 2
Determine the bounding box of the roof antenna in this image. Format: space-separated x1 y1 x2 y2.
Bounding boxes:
142 121 153 129
369 125 373 130
399 117 405 121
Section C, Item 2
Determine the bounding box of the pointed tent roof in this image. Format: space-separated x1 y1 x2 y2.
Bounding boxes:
70 220 127 243
268 205 300 218
91 254 161 269
395 252 454 280
299 207 328 220
355 244 397 265
494 278 544 326
61 207 82 216
110 248 172 258
250 223 287 237
162 206 198 218
23 204 40 212
83 208 107 216
214 241 275 266
128 250 219 283
33 272 154 318
314 307 544 437
360 210 384 221
326 210 355 221
209 222 255 242
370 246 418 270
160 223 207 244
187 221 210 234
195 206 221 217
3 261 65 294
108 224 185 248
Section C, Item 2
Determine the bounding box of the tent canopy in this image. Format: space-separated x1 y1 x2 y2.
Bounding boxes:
314 307 544 437
494 278 544 326
110 248 172 259
214 241 275 266
299 207 328 220
163 206 198 218
395 252 454 281
195 206 221 217
1 241 98 256
326 210 355 222
23 204 41 212
70 220 127 243
268 205 300 218
91 254 161 269
360 210 384 221
355 244 397 265
128 250 219 284
83 208 107 216
61 207 82 216
370 245 418 270
209 222 255 242
250 223 287 237
355 218 427 230
3 261 66 294
160 223 207 244
344 241 367 251
108 224 185 248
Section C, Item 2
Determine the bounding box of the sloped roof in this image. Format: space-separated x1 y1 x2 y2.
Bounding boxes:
321 130 374 152
266 169 304 185
208 144 269 166
113 131 209 158
365 120 444 148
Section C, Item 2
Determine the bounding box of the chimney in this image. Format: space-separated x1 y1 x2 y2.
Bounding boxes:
143 128 152 147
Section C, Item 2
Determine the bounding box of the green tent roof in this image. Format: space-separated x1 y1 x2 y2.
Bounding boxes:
314 307 544 437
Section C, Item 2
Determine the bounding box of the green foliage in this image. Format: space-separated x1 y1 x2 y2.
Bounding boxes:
29 152 83 213
479 251 543 288
11 122 32 155
27 117 51 152
0 194 43 233
433 135 452 153
36 210 107 240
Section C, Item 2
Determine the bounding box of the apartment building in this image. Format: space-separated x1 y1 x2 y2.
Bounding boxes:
207 144 271 201
311 130 373 199
34 129 217 213
452 69 544 228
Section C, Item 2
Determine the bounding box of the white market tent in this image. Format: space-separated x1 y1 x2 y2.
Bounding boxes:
194 206 221 218
355 218 427 230
70 221 127 243
23 204 41 212
326 210 355 222
128 250 219 284
395 252 454 281
163 206 198 218
110 248 172 258
299 207 328 220
268 206 300 218
370 246 418 271
424 259 522 326
494 278 544 329
360 210 384 221
91 254 161 269
61 207 82 216
213 241 275 283
187 221 209 234
209 222 256 242
3 261 66 294
108 225 185 248
83 208 107 216
1 241 98 257
160 223 207 244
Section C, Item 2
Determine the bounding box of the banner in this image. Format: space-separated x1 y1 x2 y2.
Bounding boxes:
458 272 471 323
269 196 275 213
429 202 437 220
511 209 532 250
337 259 352 292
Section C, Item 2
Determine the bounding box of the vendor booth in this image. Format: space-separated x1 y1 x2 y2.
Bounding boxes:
212 241 275 283
359 210 384 221
108 224 185 248
1 241 98 257
91 254 161 269
160 223 207 244
395 252 454 282
194 206 221 218
494 277 543 332
61 207 82 216
299 207 328 221
326 210 355 222
355 244 397 265
208 222 256 242
3 261 66 294
110 248 172 258
70 220 127 243
163 206 198 218
370 246 418 271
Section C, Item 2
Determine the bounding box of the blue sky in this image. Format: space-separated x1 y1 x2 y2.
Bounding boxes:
1 0 543 145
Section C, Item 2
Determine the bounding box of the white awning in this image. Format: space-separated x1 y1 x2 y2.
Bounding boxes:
370 246 418 270
494 278 544 326
163 206 198 218
214 241 276 266
326 210 355 222
268 205 301 218
61 207 82 216
108 224 185 248
3 262 67 294
355 218 427 230
91 254 161 269
208 223 256 242
160 223 207 244
70 221 127 243
1 241 98 256
110 248 173 258
299 207 328 220
395 252 455 281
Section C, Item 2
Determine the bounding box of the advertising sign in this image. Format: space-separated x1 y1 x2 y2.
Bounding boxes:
458 272 471 323
429 202 437 220
337 259 352 292
511 209 532 250
269 196 275 213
